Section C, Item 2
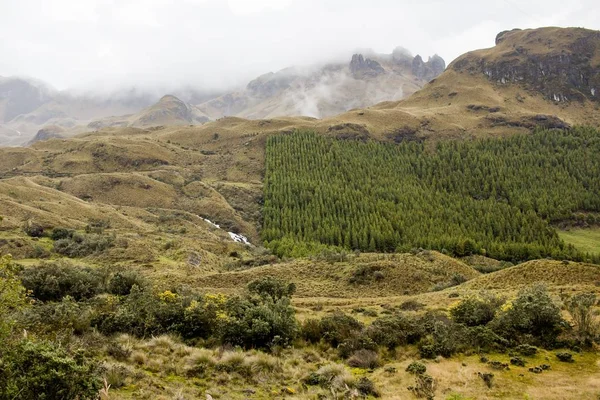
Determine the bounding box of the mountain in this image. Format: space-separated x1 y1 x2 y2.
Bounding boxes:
323 27 600 141
87 95 210 129
195 50 445 119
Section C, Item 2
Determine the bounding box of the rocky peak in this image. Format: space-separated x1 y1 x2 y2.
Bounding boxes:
246 71 297 99
349 54 385 78
452 27 600 103
411 54 446 81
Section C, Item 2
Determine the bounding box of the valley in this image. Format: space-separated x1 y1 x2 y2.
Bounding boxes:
0 26 600 400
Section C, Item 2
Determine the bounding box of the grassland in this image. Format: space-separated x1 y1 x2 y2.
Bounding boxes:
559 228 600 255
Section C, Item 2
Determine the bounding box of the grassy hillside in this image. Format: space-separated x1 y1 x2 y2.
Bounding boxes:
559 228 600 255
263 127 600 262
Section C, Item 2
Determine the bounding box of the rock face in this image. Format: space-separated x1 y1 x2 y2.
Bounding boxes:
349 54 385 78
28 125 64 144
411 54 446 81
452 27 600 103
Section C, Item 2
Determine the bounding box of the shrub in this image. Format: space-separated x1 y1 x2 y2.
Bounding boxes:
510 357 526 367
18 297 92 337
20 262 104 302
406 361 427 375
418 320 470 358
347 349 380 369
54 233 114 257
366 314 423 349
567 292 598 343
491 285 564 347
299 318 322 343
408 373 437 399
356 376 380 397
221 293 298 349
478 372 494 388
399 300 425 311
515 344 538 356
23 220 44 237
318 312 363 348
556 352 574 362
107 270 146 296
51 228 74 241
247 276 296 301
0 339 102 400
450 294 503 327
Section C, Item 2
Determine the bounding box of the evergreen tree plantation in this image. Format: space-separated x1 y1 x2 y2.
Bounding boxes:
263 127 600 262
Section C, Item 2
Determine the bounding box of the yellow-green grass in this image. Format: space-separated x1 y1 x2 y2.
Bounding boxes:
559 228 600 255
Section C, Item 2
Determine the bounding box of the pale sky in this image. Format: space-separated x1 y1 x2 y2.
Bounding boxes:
0 0 598 92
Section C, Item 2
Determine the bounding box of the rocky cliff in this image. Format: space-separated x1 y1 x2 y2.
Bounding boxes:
451 27 600 103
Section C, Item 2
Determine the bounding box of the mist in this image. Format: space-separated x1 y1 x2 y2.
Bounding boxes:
0 0 599 95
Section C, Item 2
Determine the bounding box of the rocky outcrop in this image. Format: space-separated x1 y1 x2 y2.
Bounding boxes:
411 55 446 81
28 125 64 144
246 70 298 99
452 27 600 103
349 54 385 78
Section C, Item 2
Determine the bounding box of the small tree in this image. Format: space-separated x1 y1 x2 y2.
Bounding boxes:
567 293 597 343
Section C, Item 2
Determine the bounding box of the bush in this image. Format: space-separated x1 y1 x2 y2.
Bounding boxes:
399 300 425 311
51 228 74 241
220 288 298 349
515 344 538 356
408 373 437 399
556 352 574 362
450 294 503 327
478 372 494 388
418 320 470 358
318 312 363 348
20 262 104 302
107 270 146 296
23 220 44 237
356 376 380 397
18 297 92 337
491 285 564 347
510 356 526 367
567 293 598 343
53 233 114 257
0 339 101 400
406 361 427 375
347 349 380 369
247 276 296 301
366 314 423 349
299 318 322 343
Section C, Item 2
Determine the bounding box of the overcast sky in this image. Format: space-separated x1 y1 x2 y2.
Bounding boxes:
0 0 598 92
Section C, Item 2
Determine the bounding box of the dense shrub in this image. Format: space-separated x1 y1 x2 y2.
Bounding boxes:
556 352 574 362
247 276 296 301
366 314 424 349
515 344 538 356
491 285 564 346
23 220 44 238
18 297 92 337
406 361 427 375
0 339 101 400
107 270 146 296
300 318 322 343
53 233 114 257
221 294 298 349
450 294 503 327
567 293 598 343
50 227 74 241
317 312 363 348
20 262 104 302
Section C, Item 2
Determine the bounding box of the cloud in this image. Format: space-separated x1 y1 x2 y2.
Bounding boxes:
0 0 597 92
